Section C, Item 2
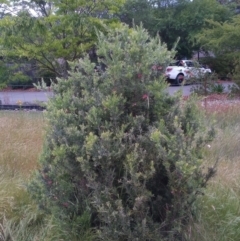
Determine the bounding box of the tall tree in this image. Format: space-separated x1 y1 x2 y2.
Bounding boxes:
117 0 156 35
119 0 232 58
0 0 125 78
154 0 232 58
196 14 240 79
197 15 240 55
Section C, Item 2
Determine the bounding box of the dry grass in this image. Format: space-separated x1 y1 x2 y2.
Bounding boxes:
0 111 45 224
0 111 95 241
185 99 240 241
0 111 45 177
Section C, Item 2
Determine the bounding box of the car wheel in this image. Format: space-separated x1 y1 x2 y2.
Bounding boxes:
176 74 184 85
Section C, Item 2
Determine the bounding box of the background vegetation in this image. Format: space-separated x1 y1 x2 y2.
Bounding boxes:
0 0 239 87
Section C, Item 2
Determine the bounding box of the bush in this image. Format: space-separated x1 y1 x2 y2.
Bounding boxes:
7 71 33 89
199 55 234 80
0 62 11 89
0 59 40 90
190 78 226 96
29 25 215 240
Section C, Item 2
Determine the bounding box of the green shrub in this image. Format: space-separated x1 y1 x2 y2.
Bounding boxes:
29 25 215 240
0 62 10 89
199 55 234 80
7 71 32 89
200 56 240 96
228 58 240 95
209 83 225 94
0 61 34 89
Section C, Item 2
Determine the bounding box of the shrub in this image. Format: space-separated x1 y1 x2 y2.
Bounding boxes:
199 55 234 80
29 25 215 240
7 71 32 89
209 83 225 94
228 58 240 96
0 62 10 89
0 59 42 90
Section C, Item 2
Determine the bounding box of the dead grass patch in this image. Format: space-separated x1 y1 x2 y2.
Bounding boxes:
0 112 45 176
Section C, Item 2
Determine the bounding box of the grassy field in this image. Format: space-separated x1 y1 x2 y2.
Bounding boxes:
0 111 46 241
0 111 95 241
1 103 240 240
185 101 240 241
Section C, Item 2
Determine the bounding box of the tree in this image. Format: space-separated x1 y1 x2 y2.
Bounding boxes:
196 14 240 80
153 0 232 58
118 0 232 58
197 15 240 55
29 24 215 240
117 0 156 35
0 0 124 78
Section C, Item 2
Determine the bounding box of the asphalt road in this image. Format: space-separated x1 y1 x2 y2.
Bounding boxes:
0 82 234 106
0 91 53 105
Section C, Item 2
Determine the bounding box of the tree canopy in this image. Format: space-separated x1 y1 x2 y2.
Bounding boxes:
0 0 125 78
0 0 238 84
119 0 233 58
195 12 240 79
197 15 240 56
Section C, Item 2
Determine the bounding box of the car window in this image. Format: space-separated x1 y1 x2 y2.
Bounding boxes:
169 62 178 66
178 61 184 66
185 61 195 67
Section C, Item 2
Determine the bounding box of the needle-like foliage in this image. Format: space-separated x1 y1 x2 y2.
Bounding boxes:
29 24 215 240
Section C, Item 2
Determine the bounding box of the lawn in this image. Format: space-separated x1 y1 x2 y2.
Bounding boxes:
1 102 240 240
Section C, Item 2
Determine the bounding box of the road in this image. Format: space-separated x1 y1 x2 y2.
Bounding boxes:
0 82 234 105
0 91 53 105
167 82 235 96
168 84 194 96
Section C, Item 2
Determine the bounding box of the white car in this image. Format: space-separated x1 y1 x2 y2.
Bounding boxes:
165 60 212 85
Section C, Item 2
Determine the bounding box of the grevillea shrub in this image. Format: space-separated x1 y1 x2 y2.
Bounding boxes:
29 25 215 240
